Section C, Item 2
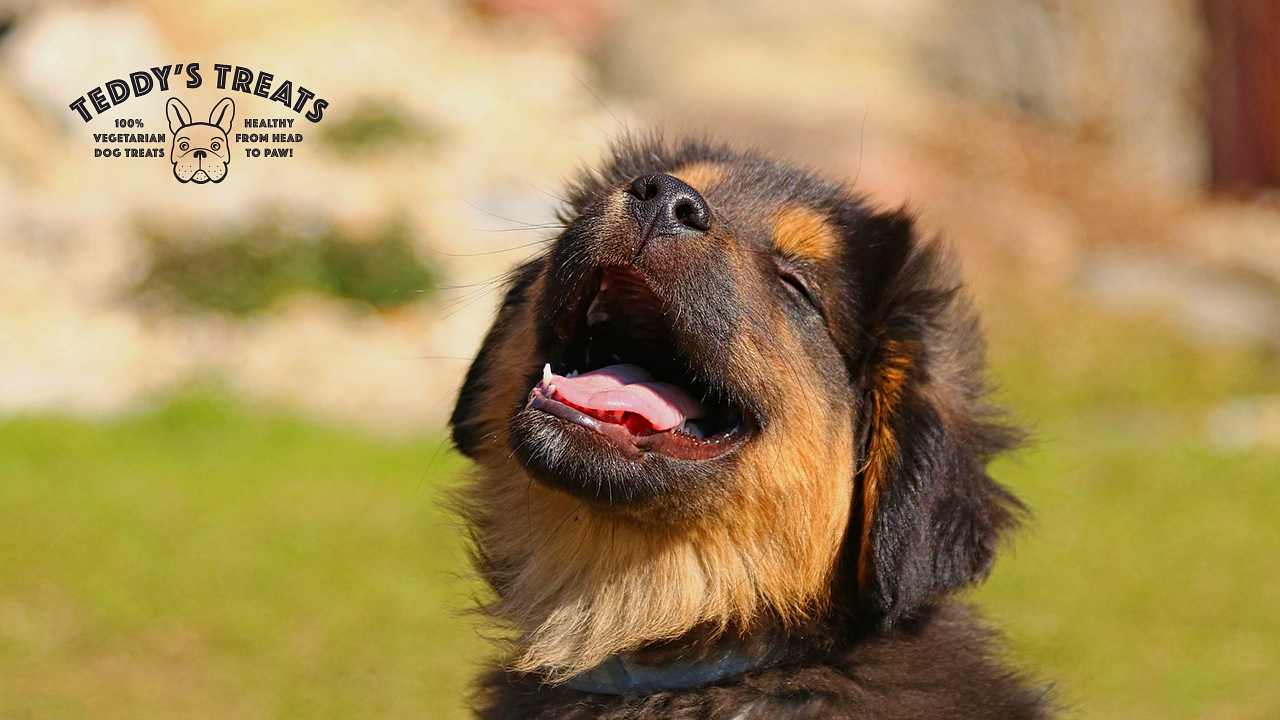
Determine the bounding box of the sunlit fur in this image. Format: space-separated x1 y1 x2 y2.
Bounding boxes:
451 135 1049 719
455 254 856 678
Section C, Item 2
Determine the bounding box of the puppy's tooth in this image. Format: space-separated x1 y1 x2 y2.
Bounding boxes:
542 363 553 386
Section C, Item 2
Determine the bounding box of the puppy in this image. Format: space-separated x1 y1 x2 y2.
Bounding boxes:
450 135 1052 719
165 97 234 184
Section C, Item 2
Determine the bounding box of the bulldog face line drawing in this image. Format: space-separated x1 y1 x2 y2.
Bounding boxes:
166 97 234 184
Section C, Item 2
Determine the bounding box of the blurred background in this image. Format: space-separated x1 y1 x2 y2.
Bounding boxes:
1 0 1278 718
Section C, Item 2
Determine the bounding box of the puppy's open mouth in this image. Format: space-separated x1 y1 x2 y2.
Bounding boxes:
527 267 753 462
191 170 210 183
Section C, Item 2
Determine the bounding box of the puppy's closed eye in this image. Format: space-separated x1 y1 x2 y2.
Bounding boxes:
774 256 824 316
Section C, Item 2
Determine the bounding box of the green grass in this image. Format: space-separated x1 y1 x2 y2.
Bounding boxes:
0 282 1277 718
976 282 1280 720
0 397 480 720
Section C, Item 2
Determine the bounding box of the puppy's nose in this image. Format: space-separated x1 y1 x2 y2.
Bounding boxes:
626 174 711 235
193 150 206 159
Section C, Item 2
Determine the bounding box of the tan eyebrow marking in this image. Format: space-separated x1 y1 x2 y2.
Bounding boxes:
670 162 724 193
770 205 840 262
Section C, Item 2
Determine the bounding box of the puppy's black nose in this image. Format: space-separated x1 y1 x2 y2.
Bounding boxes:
193 150 206 159
626 174 711 234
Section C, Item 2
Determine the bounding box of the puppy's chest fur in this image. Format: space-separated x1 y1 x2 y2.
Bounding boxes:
474 605 1049 720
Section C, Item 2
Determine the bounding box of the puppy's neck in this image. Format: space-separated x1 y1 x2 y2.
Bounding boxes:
564 626 778 695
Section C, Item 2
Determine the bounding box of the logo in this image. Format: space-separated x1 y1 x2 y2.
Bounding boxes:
67 63 325 186
166 97 234 184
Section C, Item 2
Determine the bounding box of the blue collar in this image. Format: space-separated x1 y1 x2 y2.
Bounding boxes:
566 644 769 695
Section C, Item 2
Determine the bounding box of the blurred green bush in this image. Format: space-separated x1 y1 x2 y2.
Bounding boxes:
321 101 443 156
133 217 439 314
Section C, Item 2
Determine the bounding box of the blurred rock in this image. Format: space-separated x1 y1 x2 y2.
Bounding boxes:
1207 395 1280 452
1 3 169 130
1078 248 1280 348
1179 201 1280 286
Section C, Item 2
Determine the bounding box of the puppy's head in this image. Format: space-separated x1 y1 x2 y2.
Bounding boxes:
452 136 1022 677
166 97 233 184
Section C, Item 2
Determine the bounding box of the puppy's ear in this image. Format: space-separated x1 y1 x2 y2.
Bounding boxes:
166 98 192 134
209 98 235 135
838 209 1023 624
450 260 544 459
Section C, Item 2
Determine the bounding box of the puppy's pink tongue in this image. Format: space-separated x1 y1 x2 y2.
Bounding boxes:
539 364 705 432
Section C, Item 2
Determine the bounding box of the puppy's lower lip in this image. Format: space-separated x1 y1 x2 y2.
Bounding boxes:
527 387 749 462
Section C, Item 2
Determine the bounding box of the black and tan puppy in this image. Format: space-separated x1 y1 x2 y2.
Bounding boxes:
450 135 1052 719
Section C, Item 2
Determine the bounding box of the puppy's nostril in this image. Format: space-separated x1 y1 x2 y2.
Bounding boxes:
627 176 659 201
673 199 710 231
193 150 206 159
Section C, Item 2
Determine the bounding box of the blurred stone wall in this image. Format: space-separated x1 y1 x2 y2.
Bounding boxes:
0 0 1272 433
597 0 1211 193
923 0 1209 193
